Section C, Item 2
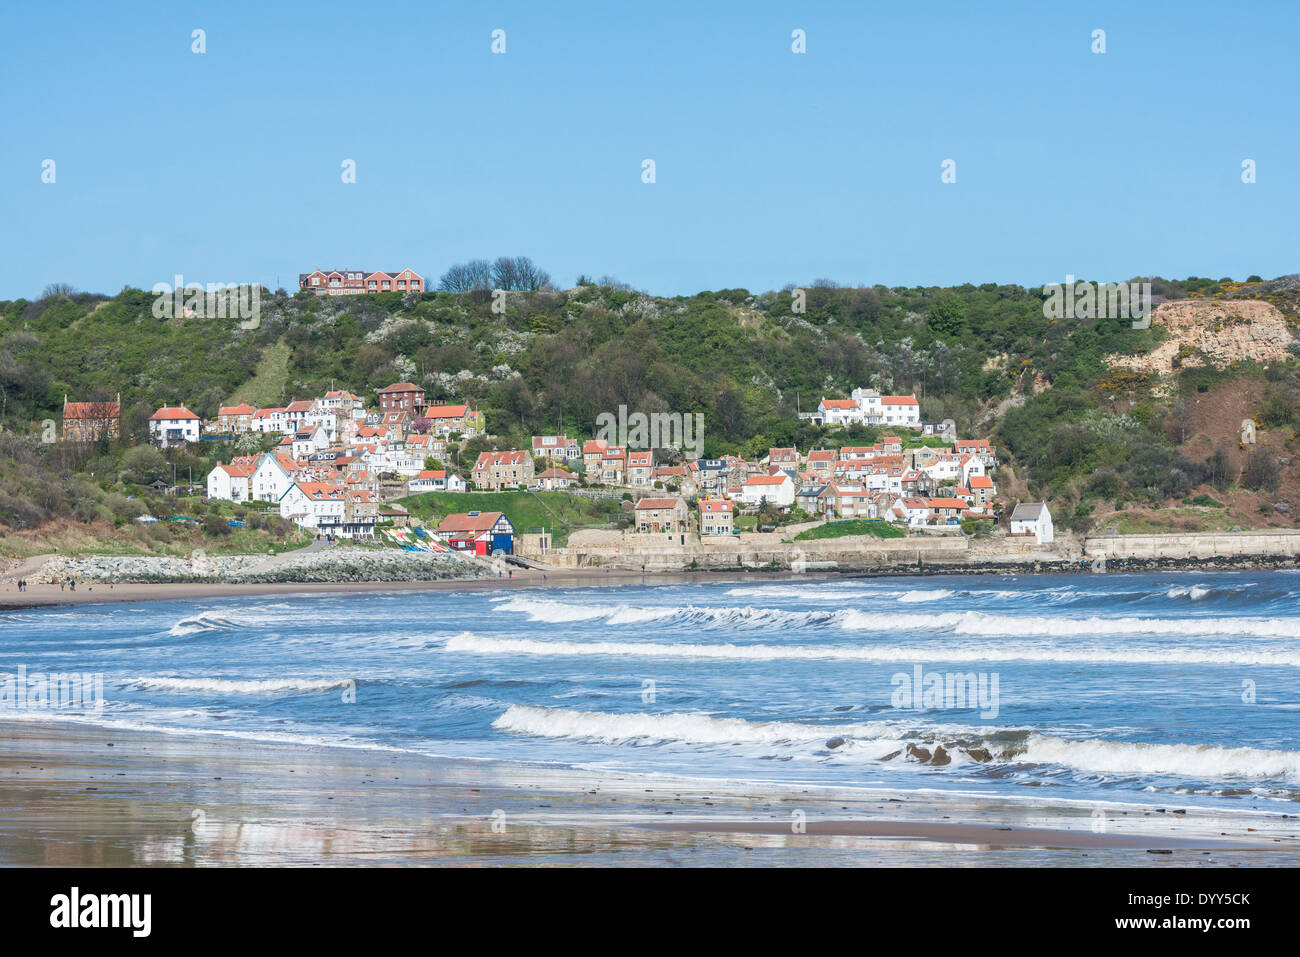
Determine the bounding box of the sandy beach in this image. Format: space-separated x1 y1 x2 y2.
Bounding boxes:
2 719 1297 867
0 565 713 610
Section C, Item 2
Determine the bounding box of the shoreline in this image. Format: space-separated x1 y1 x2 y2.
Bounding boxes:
2 553 1297 610
2 718 1295 866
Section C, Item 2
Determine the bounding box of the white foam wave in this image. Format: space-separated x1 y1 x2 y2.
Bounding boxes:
492 704 910 745
1167 585 1211 600
497 596 1300 639
492 706 1300 783
1019 733 1300 783
168 611 242 636
446 632 1300 667
842 609 1300 639
896 588 954 604
496 597 835 628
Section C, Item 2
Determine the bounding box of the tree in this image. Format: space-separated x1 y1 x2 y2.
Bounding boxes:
121 446 167 484
439 260 492 292
1242 450 1282 492
927 293 966 337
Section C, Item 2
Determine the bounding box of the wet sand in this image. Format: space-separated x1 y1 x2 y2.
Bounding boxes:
2 720 1297 867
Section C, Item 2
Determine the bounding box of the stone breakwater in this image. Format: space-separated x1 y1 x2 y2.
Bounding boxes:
26 549 490 584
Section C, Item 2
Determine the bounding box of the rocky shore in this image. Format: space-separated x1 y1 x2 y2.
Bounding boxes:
18 548 491 585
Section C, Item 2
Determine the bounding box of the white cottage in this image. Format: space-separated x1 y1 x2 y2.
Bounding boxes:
1009 502 1054 543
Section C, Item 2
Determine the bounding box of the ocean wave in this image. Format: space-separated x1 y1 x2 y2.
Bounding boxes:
127 676 354 694
1016 734 1300 784
896 589 954 604
446 632 1300 667
842 609 1300 640
167 612 244 637
497 596 1300 639
495 597 838 628
493 705 1300 783
492 704 917 746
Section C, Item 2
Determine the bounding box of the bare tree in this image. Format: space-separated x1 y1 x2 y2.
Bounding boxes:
439 260 493 292
492 257 521 291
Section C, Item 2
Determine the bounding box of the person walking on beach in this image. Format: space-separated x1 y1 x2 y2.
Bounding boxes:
59 579 65 592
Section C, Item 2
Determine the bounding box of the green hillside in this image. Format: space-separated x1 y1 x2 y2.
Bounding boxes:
2 272 1300 543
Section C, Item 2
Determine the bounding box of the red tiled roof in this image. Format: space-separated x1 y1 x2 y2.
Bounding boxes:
64 401 120 419
424 404 468 418
149 406 199 420
635 497 682 510
435 511 504 534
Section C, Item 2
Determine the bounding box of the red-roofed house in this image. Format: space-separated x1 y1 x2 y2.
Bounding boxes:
217 403 257 433
472 450 533 490
627 450 654 486
698 498 734 537
207 463 253 502
62 394 120 443
881 395 921 427
806 448 836 478
633 497 688 538
423 403 484 436
378 382 425 413
532 434 580 462
148 406 201 448
433 511 515 555
738 473 795 507
968 474 995 508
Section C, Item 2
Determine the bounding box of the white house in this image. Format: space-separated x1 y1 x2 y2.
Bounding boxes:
1009 502 1054 543
207 463 252 502
251 453 302 502
148 406 201 448
291 424 329 459
879 394 921 428
278 482 347 531
738 473 795 508
813 389 921 428
407 470 467 493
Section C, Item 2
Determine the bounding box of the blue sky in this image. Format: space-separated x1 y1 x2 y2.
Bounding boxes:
2 0 1296 299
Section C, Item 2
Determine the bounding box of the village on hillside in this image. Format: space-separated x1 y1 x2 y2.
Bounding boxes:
61 377 1054 560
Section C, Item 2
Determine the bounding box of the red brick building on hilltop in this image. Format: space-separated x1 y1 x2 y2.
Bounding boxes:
298 268 424 296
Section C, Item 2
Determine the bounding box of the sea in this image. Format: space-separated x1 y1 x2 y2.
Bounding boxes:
4 571 1300 813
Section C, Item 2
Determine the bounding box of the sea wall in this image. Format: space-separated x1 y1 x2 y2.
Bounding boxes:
1083 530 1300 561
529 535 970 570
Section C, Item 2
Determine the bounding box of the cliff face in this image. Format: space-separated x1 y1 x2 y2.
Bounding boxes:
1108 299 1295 374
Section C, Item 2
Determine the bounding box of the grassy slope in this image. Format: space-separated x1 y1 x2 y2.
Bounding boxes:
793 519 906 541
230 339 292 408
